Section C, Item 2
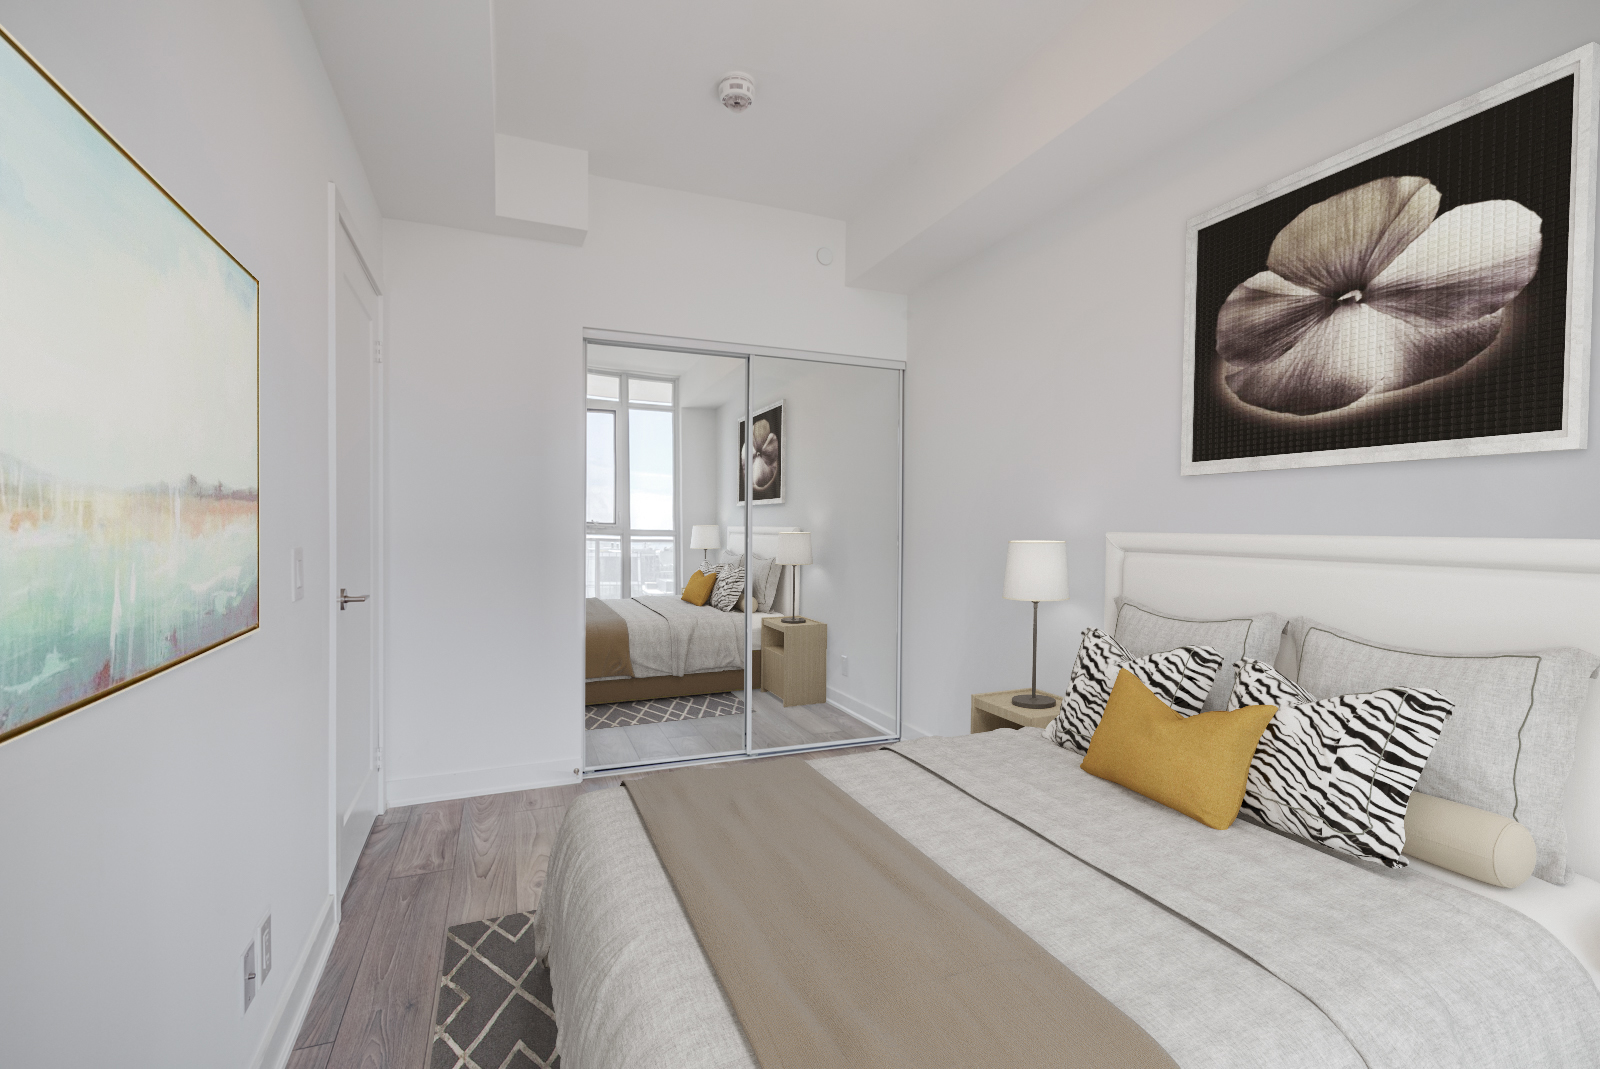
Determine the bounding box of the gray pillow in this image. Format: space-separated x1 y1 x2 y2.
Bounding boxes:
721 551 780 613
1113 599 1287 711
1285 617 1600 885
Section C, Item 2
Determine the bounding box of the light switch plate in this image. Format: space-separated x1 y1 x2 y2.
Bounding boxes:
291 548 304 602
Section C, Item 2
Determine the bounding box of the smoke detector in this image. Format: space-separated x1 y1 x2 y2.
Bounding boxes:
718 71 755 112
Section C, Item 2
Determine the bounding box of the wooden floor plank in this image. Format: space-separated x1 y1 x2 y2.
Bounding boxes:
285 1044 333 1069
507 782 583 810
448 793 522 926
585 725 638 766
515 806 567 914
325 870 452 1069
374 805 414 828
621 722 681 760
389 800 461 879
294 820 407 1049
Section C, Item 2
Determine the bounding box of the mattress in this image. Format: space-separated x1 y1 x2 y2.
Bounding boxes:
536 728 1600 1069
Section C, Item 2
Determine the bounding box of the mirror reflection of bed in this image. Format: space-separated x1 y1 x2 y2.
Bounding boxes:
583 343 902 770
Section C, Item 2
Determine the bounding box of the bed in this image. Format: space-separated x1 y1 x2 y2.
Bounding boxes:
544 534 1600 1066
584 526 797 705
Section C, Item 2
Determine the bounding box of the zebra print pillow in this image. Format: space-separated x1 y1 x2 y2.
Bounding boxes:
1230 658 1454 867
1045 629 1224 753
709 562 745 612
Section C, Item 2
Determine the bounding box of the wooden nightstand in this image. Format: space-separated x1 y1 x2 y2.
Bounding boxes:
761 618 827 707
971 689 1062 733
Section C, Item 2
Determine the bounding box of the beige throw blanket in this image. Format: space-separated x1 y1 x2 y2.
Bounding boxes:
585 597 633 681
624 758 1177 1069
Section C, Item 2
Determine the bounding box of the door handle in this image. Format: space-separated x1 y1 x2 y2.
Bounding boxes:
339 588 370 610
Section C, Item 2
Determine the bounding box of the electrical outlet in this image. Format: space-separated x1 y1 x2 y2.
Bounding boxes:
839 653 849 677
242 941 257 1014
291 547 305 602
258 914 272 985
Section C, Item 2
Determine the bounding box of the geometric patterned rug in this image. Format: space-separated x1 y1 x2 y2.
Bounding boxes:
585 690 743 731
430 912 559 1069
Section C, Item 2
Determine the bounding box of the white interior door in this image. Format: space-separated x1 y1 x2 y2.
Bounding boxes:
334 223 381 894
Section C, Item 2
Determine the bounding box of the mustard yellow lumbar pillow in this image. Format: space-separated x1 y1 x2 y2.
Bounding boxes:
681 570 716 606
1082 669 1277 830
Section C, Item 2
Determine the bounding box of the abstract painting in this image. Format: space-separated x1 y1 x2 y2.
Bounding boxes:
1183 45 1596 474
0 28 258 743
738 401 784 504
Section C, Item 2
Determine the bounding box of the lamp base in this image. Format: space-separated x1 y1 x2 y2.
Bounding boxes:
780 616 807 624
1011 692 1056 709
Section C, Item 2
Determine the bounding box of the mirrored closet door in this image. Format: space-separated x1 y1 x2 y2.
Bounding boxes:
582 339 901 772
745 354 901 753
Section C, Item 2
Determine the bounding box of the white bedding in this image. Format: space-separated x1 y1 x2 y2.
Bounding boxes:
538 729 1600 1068
590 599 782 683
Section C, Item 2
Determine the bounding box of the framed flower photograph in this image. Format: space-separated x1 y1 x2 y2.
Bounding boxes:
738 401 784 504
1182 44 1597 475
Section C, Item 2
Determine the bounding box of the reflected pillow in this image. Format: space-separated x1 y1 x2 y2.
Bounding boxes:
681 570 715 607
1229 658 1452 868
1082 670 1277 830
709 563 745 612
1045 628 1224 753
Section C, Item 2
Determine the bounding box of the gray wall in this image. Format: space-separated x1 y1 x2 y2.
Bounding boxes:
903 0 1600 737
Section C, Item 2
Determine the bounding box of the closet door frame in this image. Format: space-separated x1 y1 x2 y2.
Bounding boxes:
580 329 905 774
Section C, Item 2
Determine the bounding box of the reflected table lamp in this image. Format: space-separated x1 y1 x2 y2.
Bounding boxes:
1004 540 1069 709
690 525 721 569
777 531 813 624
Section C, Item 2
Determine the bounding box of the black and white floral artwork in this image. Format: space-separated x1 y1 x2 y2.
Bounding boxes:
738 401 784 504
1183 46 1595 474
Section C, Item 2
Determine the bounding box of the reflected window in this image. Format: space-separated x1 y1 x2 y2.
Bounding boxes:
629 377 673 406
586 538 621 599
586 411 615 525
586 373 619 401
629 408 674 531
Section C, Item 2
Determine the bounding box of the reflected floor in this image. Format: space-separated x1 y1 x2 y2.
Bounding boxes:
584 689 887 769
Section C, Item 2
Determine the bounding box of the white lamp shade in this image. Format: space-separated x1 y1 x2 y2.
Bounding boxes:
776 531 813 566
1004 540 1068 601
690 525 721 550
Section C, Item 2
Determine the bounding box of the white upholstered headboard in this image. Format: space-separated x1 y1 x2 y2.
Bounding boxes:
1104 533 1600 880
727 526 800 613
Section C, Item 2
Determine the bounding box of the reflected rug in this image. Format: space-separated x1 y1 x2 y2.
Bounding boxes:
585 690 743 730
430 911 559 1069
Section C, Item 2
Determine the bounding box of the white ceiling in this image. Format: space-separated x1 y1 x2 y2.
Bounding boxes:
302 0 1428 293
492 0 1095 220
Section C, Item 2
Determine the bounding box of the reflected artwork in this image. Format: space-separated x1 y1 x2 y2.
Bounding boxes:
0 29 259 743
738 401 784 504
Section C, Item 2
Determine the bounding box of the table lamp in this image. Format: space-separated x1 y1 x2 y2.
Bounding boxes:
777 531 813 624
690 525 721 569
1004 540 1069 708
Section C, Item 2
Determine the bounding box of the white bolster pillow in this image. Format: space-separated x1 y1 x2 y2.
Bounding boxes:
1403 791 1537 888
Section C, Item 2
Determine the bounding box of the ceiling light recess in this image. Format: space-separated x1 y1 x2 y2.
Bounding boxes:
718 71 755 112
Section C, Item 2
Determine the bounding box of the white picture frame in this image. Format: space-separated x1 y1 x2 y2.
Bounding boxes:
1182 44 1597 476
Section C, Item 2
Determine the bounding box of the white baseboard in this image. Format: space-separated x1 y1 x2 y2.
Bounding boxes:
386 757 581 807
825 686 895 736
252 893 337 1069
900 719 933 740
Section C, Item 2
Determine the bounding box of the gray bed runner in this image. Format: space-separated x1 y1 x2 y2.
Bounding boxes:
624 757 1177 1069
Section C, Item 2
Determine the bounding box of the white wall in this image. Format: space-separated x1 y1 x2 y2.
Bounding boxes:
902 0 1600 737
0 2 380 1067
383 177 906 802
681 406 720 577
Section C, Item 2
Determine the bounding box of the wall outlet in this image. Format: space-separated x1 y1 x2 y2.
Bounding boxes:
242 941 257 1014
839 653 849 677
258 914 272 984
291 547 305 602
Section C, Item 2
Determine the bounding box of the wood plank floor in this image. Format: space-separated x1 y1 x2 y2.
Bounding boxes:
584 689 887 769
291 742 887 1069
